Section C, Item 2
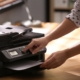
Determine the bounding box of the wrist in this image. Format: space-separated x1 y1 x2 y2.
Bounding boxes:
64 44 80 59
64 48 71 59
45 36 51 43
45 35 53 43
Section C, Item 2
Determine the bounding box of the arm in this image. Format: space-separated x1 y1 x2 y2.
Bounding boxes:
66 43 80 58
46 18 77 42
23 18 78 54
23 0 80 54
40 43 80 69
46 0 80 42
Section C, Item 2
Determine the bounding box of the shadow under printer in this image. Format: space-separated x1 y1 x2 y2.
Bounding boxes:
0 0 46 76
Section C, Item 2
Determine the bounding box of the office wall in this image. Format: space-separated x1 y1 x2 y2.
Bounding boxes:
0 0 47 24
26 0 46 22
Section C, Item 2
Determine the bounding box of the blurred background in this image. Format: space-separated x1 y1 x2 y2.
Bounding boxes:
0 0 76 24
0 0 49 24
0 0 78 54
0 0 80 78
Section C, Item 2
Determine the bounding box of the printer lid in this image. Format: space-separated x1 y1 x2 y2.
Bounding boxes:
4 60 43 71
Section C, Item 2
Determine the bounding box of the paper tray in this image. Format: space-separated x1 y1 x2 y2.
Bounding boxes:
4 60 43 71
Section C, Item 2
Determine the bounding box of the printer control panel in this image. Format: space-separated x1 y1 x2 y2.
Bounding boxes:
1 46 32 62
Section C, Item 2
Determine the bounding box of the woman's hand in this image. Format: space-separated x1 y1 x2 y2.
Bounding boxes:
40 49 68 69
23 37 49 54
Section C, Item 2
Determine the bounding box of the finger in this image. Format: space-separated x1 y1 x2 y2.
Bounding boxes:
43 53 55 65
46 55 59 69
45 57 61 69
32 45 43 54
22 41 34 52
45 62 54 69
49 62 59 69
46 61 57 69
30 45 38 52
48 64 59 69
47 53 54 60
40 56 54 68
41 60 58 69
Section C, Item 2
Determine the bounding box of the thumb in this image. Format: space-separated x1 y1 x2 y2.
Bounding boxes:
47 53 54 60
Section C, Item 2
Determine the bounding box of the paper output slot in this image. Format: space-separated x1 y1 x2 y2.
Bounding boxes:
4 60 43 71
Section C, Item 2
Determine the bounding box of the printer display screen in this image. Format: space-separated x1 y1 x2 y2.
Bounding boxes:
9 51 18 56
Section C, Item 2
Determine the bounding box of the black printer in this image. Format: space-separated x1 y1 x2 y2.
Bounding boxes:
0 25 46 76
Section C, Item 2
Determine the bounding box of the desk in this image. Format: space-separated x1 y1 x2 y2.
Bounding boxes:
0 23 80 80
0 59 80 80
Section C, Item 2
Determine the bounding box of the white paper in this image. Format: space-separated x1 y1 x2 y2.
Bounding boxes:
5 60 43 71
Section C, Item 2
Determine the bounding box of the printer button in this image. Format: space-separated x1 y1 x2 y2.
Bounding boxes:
19 47 26 54
26 50 32 54
21 50 31 55
19 47 25 52
21 51 26 54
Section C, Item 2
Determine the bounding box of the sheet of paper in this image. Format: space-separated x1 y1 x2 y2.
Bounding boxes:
5 60 43 71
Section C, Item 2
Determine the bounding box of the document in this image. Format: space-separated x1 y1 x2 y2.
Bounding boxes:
5 60 43 71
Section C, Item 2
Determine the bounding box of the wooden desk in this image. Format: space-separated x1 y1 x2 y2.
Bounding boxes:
0 23 80 80
0 60 80 80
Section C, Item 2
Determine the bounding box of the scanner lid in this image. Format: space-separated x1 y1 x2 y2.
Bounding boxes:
4 60 43 71
0 25 32 34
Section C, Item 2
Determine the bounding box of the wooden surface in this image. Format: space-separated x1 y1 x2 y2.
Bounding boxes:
0 57 80 80
0 23 80 80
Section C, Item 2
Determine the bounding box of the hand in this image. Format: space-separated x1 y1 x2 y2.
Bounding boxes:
22 37 49 54
40 50 68 69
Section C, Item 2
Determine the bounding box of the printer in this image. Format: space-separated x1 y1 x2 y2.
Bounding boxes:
0 0 46 76
0 24 46 76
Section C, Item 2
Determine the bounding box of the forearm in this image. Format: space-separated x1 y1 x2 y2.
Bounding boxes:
65 43 80 58
46 18 77 42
